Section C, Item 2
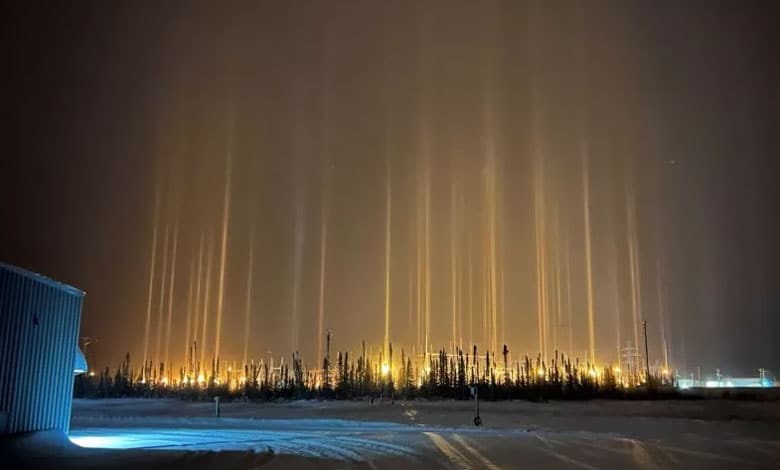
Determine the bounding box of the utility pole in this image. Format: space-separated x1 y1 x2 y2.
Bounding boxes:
502 344 509 383
642 320 650 386
81 337 97 375
323 330 333 391
326 330 332 365
471 344 481 426
472 384 481 426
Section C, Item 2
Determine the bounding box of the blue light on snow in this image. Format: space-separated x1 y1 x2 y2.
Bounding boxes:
70 435 138 449
68 427 416 459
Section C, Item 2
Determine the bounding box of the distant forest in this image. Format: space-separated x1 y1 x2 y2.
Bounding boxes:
74 344 677 401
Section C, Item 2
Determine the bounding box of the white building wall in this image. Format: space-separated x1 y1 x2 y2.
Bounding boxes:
0 262 84 434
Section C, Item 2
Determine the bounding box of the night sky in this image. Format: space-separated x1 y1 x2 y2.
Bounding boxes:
2 1 778 376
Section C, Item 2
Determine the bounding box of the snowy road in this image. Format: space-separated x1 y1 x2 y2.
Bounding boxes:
67 423 779 469
9 399 780 469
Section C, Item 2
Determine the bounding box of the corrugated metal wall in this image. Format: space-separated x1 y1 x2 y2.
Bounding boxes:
0 262 84 435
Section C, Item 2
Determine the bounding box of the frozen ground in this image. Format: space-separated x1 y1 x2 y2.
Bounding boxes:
6 398 780 469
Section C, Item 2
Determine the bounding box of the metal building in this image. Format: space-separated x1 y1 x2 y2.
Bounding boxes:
0 262 85 435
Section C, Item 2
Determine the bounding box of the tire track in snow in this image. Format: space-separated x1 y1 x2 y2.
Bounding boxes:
425 432 472 469
533 434 599 470
332 435 417 458
451 433 501 470
654 442 758 465
545 435 638 463
614 437 658 468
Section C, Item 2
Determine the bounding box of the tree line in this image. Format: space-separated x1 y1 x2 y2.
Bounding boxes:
74 343 678 401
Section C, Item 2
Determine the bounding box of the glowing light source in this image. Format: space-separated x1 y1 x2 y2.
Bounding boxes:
537 368 545 378
381 363 390 376
197 373 205 385
613 367 621 374
70 435 132 449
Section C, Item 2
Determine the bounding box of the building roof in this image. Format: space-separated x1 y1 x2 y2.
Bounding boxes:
0 261 85 297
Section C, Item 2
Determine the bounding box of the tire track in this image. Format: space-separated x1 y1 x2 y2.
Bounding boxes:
425 432 472 469
451 433 502 470
534 434 599 470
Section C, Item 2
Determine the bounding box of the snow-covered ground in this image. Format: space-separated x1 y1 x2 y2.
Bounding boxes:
7 398 780 469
